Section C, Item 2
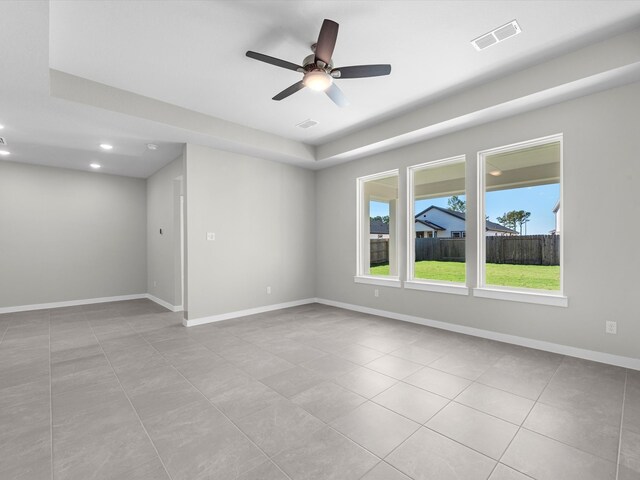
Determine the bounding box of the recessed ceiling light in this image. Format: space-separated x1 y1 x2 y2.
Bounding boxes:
146 143 158 150
471 20 521 51
0 150 10 156
100 144 113 150
488 169 503 176
90 163 101 169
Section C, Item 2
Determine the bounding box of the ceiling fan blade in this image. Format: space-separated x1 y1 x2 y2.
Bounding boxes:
246 51 302 72
315 19 339 65
332 64 392 79
273 80 306 101
325 83 349 107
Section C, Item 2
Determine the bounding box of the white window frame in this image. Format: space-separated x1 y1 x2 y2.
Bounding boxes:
355 169 401 288
406 156 469 296
475 133 567 307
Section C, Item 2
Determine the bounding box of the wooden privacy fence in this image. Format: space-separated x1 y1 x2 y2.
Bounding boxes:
485 234 559 266
370 239 389 265
371 235 560 266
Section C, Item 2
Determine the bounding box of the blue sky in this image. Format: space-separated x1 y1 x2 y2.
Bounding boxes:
370 183 560 234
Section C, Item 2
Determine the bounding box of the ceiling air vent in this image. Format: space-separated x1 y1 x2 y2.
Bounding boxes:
0 138 6 146
472 20 521 51
296 119 318 129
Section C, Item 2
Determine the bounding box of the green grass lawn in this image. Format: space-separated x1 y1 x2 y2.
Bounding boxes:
370 261 560 290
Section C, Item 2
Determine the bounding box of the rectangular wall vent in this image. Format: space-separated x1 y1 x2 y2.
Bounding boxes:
472 20 521 51
296 119 318 129
0 138 6 145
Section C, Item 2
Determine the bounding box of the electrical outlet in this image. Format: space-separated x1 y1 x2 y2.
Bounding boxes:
266 286 271 295
374 289 379 298
605 321 617 335
206 232 215 241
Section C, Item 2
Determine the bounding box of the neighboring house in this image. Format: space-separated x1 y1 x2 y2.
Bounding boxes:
550 200 561 234
370 219 389 239
414 206 517 238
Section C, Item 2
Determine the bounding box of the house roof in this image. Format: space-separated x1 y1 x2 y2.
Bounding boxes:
370 219 389 234
415 219 445 231
415 205 517 233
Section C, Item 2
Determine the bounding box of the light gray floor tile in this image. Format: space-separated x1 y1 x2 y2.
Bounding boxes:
299 354 358 379
292 382 366 422
456 382 535 425
237 460 290 480
428 348 503 380
426 402 519 459
261 366 326 398
501 428 616 480
330 401 420 457
620 428 640 475
404 366 471 399
386 427 496 480
619 464 640 480
524 401 620 461
489 463 533 479
625 370 640 434
390 344 443 365
236 399 325 456
365 355 423 380
273 426 378 480
334 366 397 398
360 462 412 480
261 340 327 364
335 344 385 365
209 376 284 420
477 352 561 400
372 382 449 423
357 335 408 353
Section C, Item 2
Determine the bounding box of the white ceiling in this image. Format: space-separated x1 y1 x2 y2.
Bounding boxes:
1 1 639 178
50 0 640 145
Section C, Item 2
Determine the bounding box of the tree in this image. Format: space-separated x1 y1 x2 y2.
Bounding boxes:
497 210 531 234
447 195 466 213
515 210 531 235
496 211 518 231
370 215 390 224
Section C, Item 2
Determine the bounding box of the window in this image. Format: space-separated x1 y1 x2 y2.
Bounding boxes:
406 156 468 294
476 134 566 306
356 170 400 287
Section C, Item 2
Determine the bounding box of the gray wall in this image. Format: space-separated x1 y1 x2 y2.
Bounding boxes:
316 81 640 360
146 154 184 307
0 161 147 307
185 144 316 320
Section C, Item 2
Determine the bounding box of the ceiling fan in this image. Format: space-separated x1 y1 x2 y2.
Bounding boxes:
246 19 391 107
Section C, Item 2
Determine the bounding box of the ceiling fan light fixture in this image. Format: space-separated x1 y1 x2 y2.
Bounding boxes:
303 70 333 91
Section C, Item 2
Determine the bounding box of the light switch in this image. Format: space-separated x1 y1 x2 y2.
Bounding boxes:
206 232 215 241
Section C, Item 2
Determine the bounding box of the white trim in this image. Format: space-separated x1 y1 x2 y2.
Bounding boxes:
183 298 317 327
0 294 147 314
146 294 184 312
356 169 399 278
315 298 640 370
473 287 568 307
353 276 402 288
405 281 469 296
406 155 466 285
477 133 564 296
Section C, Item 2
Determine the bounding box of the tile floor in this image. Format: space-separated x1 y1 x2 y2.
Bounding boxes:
0 299 638 480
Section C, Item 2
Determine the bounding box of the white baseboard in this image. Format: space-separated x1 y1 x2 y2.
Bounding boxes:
183 298 317 327
0 294 148 314
145 294 183 312
316 298 640 371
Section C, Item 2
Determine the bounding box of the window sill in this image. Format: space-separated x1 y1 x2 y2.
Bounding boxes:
354 276 402 288
473 287 568 307
405 280 469 296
